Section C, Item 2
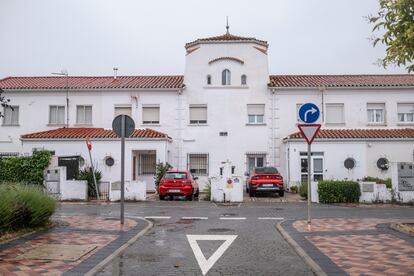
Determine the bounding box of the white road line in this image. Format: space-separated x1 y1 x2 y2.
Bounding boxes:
181 217 208 220
257 217 284 220
144 216 171 220
219 217 246 220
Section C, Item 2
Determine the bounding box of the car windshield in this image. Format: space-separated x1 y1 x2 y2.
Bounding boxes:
164 172 187 179
255 167 278 174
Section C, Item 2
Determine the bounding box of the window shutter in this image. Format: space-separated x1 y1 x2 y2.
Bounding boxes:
326 104 344 124
247 104 264 115
115 106 132 117
143 107 160 122
367 103 385 110
398 103 414 113
190 106 207 121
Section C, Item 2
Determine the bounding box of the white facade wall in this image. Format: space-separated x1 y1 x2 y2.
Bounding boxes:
21 139 170 190
1 37 414 190
286 140 414 187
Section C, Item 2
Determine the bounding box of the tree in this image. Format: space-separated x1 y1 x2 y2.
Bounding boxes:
369 0 414 72
0 88 11 117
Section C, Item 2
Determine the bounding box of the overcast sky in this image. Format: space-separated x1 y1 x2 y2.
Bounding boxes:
0 0 408 78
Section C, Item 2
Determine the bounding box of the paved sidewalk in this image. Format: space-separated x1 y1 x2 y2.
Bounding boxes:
0 215 150 276
280 218 414 276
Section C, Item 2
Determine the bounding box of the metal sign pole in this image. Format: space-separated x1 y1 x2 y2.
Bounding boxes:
120 115 125 225
307 143 311 230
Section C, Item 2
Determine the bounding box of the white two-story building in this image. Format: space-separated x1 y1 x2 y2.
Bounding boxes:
1 30 414 191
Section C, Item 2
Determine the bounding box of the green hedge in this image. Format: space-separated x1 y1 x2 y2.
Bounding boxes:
318 180 361 203
299 182 308 199
0 183 56 231
362 176 392 189
0 151 51 185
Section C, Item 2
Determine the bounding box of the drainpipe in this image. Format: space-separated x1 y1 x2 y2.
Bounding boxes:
177 89 183 169
319 86 325 123
270 88 276 167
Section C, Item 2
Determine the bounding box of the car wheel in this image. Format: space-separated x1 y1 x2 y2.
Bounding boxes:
278 190 284 197
159 195 165 200
187 192 194 201
246 186 249 193
249 189 254 197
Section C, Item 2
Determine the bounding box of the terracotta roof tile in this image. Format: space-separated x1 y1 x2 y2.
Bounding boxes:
287 128 414 140
186 33 268 48
21 128 170 140
0 76 184 90
269 75 414 88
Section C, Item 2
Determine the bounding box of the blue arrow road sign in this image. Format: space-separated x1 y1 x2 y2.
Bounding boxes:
299 103 320 123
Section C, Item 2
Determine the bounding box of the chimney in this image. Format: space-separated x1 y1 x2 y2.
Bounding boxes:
113 67 118 80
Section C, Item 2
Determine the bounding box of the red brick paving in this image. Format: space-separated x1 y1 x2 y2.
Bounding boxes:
292 218 414 276
308 234 414 276
0 216 137 276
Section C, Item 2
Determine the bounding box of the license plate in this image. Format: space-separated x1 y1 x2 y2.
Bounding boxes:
262 184 274 187
168 189 180 193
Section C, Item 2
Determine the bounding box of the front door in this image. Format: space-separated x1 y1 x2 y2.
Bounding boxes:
300 152 324 184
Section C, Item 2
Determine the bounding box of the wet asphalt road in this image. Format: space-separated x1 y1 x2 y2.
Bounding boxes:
57 201 414 276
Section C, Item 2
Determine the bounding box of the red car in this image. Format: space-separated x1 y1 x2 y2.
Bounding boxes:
159 170 199 201
246 167 284 197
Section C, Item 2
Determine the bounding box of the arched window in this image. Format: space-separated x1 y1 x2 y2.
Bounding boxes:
222 69 231 85
241 74 247 85
207 75 212 85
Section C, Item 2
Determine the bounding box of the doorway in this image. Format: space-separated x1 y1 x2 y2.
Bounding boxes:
300 152 324 184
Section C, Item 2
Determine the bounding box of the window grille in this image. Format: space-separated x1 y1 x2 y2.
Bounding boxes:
138 153 156 175
188 153 208 176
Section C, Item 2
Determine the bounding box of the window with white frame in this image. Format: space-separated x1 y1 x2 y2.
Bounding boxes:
189 105 207 124
397 103 414 123
3 106 19 126
296 103 303 122
188 153 208 176
367 103 385 124
114 106 132 117
241 74 247 85
76 105 92 124
142 106 160 124
222 69 231 85
246 154 266 173
49 105 65 125
325 103 345 124
247 104 265 124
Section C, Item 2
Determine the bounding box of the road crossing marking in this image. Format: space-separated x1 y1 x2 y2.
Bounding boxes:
144 216 171 219
181 217 208 220
219 217 246 220
187 234 237 275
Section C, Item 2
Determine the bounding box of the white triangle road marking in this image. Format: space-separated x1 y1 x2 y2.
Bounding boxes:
187 234 237 275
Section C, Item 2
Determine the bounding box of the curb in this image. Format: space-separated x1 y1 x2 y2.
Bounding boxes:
276 222 327 276
84 218 154 276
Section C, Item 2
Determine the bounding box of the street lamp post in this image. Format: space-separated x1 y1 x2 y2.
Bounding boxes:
52 70 69 127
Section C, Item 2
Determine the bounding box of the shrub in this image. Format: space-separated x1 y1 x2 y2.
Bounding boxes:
362 176 392 189
78 167 102 198
203 179 212 201
318 180 361 204
299 182 308 199
290 186 298 193
0 151 51 185
0 183 56 231
154 162 172 193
